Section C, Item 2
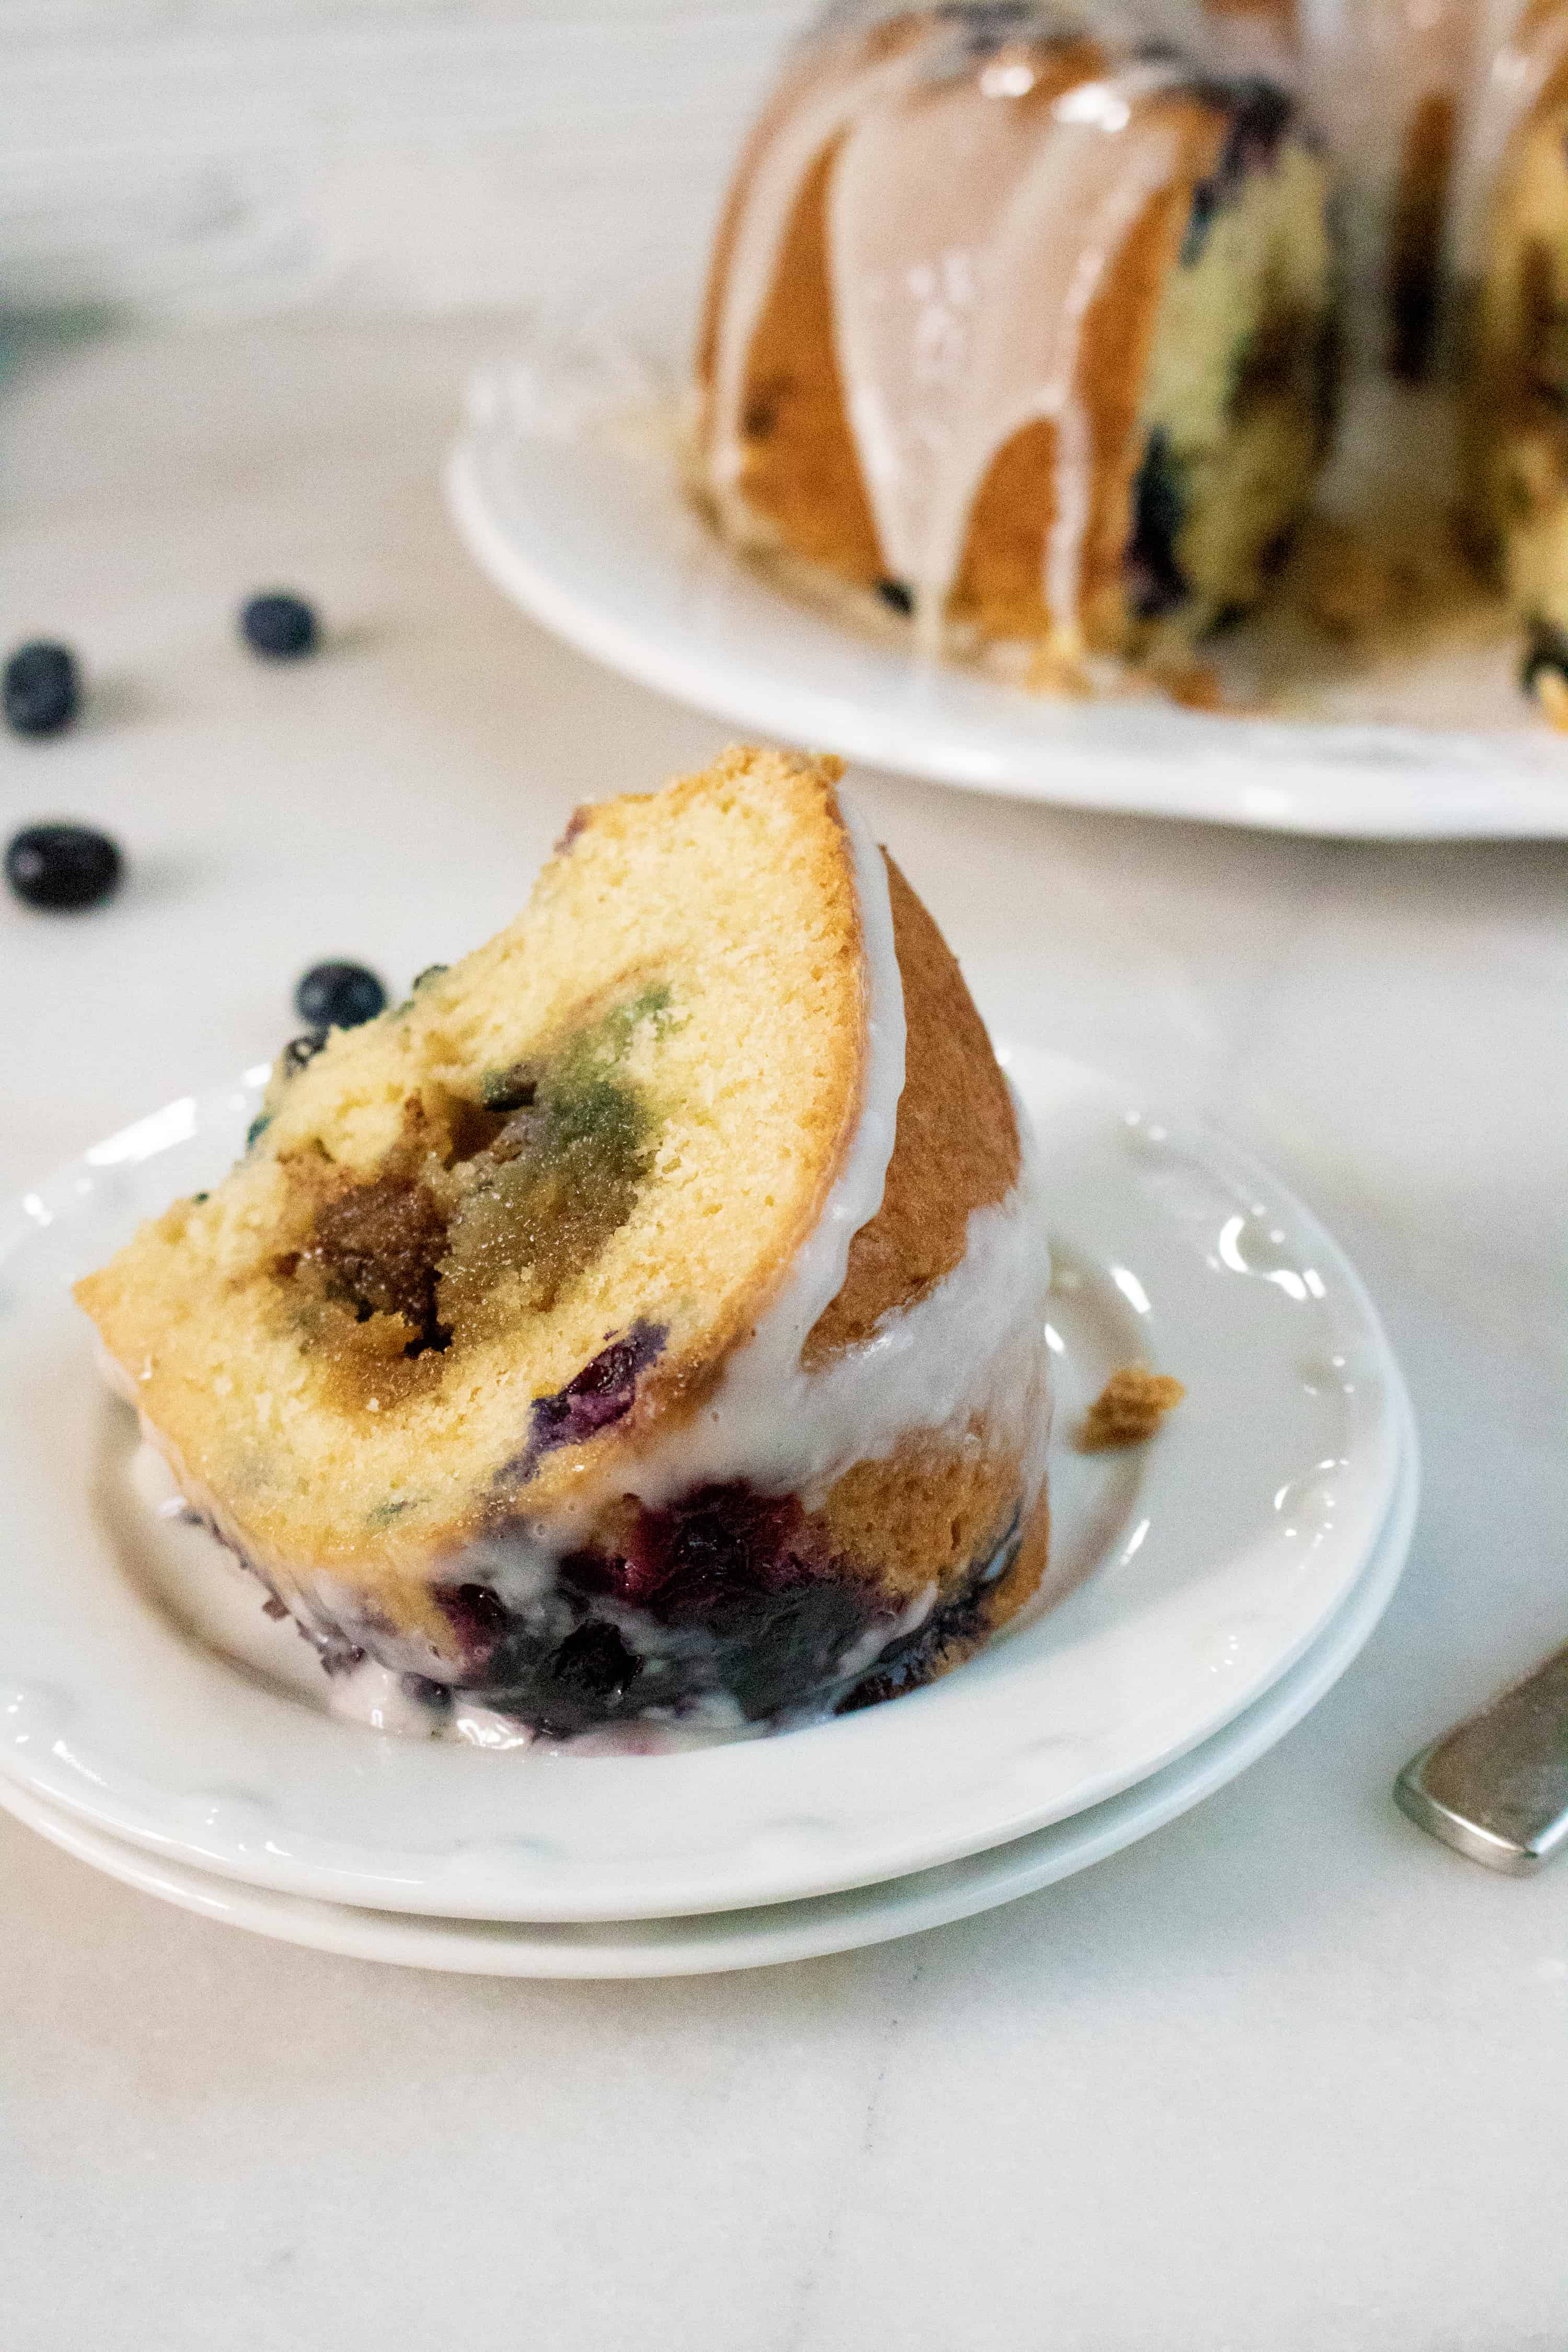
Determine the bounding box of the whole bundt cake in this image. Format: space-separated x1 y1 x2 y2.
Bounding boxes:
690 1 1341 675
689 0 1568 709
77 747 1054 1739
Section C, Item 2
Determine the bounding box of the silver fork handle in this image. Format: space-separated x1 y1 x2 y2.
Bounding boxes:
1395 1643 1568 1876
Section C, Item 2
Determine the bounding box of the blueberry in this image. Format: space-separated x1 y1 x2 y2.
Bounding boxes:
4 642 80 737
5 822 121 911
294 960 386 1029
1124 428 1191 619
548 1621 641 1705
240 592 318 661
515 1321 667 1478
400 1674 454 1712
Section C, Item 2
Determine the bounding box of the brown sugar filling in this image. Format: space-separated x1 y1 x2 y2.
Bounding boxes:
273 990 669 1409
308 1174 451 1353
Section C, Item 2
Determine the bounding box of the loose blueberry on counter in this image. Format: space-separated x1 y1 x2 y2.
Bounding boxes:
294 960 386 1030
5 822 122 911
4 642 80 737
239 592 318 661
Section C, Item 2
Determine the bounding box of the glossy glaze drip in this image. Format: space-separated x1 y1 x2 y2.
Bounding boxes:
1451 0 1568 270
707 0 1568 636
832 55 1194 653
706 20 1206 651
1298 0 1474 195
949 70 1192 654
1203 0 1490 301
705 15 948 544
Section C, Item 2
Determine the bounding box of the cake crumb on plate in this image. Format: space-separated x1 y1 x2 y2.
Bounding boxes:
1079 1366 1186 1452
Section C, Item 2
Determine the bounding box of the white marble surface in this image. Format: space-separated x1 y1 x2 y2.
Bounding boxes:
2 316 1566 2349
1 0 789 316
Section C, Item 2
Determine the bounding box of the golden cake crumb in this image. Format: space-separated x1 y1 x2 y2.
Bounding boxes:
1079 1365 1186 1451
1531 667 1568 730
1299 520 1418 643
1154 661 1226 712
1023 642 1094 699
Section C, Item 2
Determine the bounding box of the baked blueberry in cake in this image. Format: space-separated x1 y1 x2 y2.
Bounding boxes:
77 747 1053 1738
689 0 1341 678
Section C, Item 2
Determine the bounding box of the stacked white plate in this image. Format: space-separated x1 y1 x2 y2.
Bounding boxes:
0 1044 1416 1977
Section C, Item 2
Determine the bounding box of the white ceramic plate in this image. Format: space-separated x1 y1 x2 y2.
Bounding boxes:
0 1418 1416 1976
444 299 1568 840
0 1044 1405 1921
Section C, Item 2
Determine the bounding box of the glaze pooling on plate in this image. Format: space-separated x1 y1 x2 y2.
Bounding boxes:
119 1431 1034 1752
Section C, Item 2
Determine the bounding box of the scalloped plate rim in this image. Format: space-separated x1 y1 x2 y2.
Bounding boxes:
0 1420 1416 1977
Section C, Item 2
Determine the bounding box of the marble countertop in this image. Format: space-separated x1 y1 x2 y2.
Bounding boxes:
2 315 1565 2351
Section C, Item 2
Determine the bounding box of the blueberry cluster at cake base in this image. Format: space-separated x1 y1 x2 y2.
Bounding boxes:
207 1482 1032 1739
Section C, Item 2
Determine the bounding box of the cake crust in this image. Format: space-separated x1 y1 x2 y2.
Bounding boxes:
805 856 1018 1363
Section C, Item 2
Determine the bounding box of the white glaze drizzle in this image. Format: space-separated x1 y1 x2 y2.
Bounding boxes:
960 71 1185 655
831 55 1190 656
707 16 949 541
606 785 913 1510
111 1434 760 1752
823 52 1068 636
706 18 1207 651
1200 0 1516 292
1450 0 1568 271
626 1086 1053 1513
709 0 1568 634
